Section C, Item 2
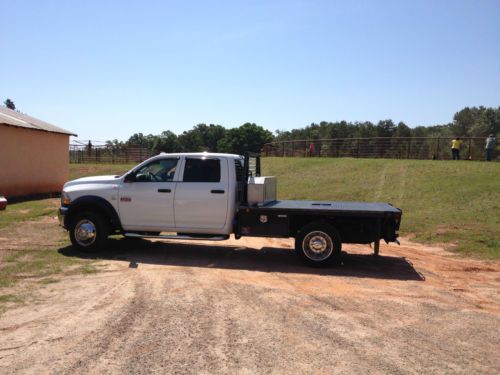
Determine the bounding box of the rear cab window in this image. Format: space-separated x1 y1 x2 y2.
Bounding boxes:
183 158 221 182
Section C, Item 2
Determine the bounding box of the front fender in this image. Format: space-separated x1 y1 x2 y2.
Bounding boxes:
64 196 122 232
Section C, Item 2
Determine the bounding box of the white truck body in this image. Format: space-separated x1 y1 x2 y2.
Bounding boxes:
63 153 242 235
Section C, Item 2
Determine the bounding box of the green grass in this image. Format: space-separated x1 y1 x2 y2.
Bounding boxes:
262 157 500 259
0 294 21 303
69 163 134 180
0 244 97 313
0 248 90 288
0 199 58 229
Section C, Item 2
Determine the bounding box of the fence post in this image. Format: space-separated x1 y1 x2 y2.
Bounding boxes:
407 139 411 159
468 138 472 160
356 139 360 158
291 141 295 157
436 137 440 159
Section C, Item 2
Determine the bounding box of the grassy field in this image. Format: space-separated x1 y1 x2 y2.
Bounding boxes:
0 199 58 229
0 247 97 289
262 157 500 258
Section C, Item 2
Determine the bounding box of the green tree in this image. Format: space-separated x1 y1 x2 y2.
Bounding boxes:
178 129 204 151
354 122 376 138
179 123 227 152
451 106 500 137
452 107 475 136
126 133 157 149
376 120 396 137
203 124 226 152
152 131 180 153
468 107 499 137
395 122 411 137
86 140 93 156
105 139 125 151
3 98 15 110
218 123 273 154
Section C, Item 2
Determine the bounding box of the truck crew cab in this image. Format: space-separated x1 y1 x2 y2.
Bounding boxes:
59 153 402 266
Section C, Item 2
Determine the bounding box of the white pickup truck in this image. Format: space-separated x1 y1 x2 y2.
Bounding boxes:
59 152 402 266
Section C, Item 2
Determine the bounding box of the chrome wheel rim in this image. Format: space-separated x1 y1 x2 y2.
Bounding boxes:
75 219 97 247
302 231 333 261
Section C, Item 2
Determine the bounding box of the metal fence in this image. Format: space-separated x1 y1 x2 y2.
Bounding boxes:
263 137 496 161
69 144 154 164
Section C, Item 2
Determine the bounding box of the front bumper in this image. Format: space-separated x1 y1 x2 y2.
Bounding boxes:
58 206 69 228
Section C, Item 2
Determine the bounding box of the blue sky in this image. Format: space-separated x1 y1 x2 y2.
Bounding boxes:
2 0 499 142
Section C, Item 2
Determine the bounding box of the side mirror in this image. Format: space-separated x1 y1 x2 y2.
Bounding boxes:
124 172 136 183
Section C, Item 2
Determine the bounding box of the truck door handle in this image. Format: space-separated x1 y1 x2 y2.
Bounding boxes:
211 189 225 194
158 189 171 193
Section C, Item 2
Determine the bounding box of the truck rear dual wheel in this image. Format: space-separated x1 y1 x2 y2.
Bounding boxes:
69 211 109 252
295 222 342 267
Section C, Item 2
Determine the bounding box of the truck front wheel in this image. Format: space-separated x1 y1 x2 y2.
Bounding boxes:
295 222 342 266
69 211 109 252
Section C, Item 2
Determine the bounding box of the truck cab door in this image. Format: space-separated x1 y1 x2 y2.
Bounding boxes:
174 156 228 230
118 157 179 231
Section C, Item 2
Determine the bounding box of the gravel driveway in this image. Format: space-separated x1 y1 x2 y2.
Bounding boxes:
1 236 499 374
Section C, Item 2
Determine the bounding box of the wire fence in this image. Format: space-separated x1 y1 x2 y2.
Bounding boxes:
263 137 496 161
69 144 154 164
70 137 496 163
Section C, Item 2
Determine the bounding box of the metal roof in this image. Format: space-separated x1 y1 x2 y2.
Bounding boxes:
0 106 76 136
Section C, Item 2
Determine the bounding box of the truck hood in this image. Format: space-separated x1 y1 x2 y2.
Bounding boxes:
63 175 122 188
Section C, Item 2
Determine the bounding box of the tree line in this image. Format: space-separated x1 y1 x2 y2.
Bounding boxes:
3 98 497 154
105 123 274 155
107 106 498 154
274 106 499 142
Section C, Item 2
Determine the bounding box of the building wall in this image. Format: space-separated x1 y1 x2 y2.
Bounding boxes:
0 125 69 198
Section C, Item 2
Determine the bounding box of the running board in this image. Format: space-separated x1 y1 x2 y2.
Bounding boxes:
124 233 229 241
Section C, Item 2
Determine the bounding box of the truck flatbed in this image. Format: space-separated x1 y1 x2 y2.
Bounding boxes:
238 198 402 257
244 200 400 216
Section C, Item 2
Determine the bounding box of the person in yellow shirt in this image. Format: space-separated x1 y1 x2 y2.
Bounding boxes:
451 137 462 160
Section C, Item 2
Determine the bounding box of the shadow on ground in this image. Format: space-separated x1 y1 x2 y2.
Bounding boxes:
58 238 424 281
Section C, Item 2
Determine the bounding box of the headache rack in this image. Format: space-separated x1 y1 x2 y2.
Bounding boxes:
242 152 261 206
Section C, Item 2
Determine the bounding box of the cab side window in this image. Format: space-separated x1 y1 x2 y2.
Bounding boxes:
183 158 221 182
135 158 178 182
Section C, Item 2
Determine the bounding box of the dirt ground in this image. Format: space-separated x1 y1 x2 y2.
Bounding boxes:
0 224 499 374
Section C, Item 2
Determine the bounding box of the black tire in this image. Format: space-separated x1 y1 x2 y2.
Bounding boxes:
295 222 342 267
69 211 109 252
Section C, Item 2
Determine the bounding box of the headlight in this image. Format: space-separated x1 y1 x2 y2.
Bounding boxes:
61 191 72 205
